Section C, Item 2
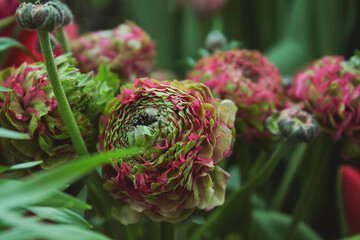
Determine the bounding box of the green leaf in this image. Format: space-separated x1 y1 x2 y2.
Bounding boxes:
0 16 15 32
0 86 12 92
0 128 31 140
26 207 93 229
0 37 38 61
10 161 43 170
250 210 322 240
0 147 144 209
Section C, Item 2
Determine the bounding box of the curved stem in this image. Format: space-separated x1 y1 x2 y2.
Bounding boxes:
191 141 288 240
38 30 88 156
284 140 329 240
57 26 70 54
271 143 307 210
161 222 174 240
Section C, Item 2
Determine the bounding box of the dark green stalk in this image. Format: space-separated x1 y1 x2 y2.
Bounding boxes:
161 222 174 240
38 30 88 156
191 141 287 240
271 143 307 210
284 141 329 240
336 167 348 237
57 26 71 54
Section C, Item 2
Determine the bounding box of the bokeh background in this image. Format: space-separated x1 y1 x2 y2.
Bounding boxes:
64 0 360 78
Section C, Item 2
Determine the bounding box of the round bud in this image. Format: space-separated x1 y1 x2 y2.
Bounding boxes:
277 107 318 144
15 1 65 32
205 30 227 52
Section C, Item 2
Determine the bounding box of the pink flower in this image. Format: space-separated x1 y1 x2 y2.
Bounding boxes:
187 48 283 141
287 56 360 141
341 165 360 235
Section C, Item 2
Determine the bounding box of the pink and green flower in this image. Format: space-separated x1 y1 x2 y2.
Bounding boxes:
71 21 155 81
99 78 237 223
187 48 283 141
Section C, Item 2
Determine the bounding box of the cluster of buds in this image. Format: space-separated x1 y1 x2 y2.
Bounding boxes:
0 55 119 167
16 0 73 32
99 78 237 223
187 48 283 141
71 22 155 81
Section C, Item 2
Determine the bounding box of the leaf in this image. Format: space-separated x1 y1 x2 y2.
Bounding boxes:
10 161 43 170
0 147 144 209
0 86 12 92
0 16 15 32
250 210 322 240
26 207 93 229
0 37 38 61
0 128 31 140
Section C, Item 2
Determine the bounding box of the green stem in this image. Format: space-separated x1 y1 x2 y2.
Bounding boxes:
284 141 329 240
161 222 174 240
191 141 288 240
57 26 70 54
212 13 224 32
271 143 307 210
38 30 88 156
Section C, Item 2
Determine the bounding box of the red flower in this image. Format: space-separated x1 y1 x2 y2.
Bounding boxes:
341 165 360 235
0 0 78 68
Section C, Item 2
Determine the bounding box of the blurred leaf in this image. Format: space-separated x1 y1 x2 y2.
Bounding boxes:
27 207 93 229
251 210 322 240
0 127 30 140
0 86 12 92
0 37 38 61
0 147 143 209
0 16 15 32
0 161 43 174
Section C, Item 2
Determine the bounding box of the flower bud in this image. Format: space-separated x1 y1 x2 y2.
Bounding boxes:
268 107 318 144
16 1 64 32
54 0 73 26
205 30 227 52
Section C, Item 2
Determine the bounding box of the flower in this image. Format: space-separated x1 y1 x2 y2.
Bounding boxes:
340 165 360 235
287 56 360 141
187 48 283 141
99 78 237 223
71 22 155 81
0 54 118 167
0 0 78 68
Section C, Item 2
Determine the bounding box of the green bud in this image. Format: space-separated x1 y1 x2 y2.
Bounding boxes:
205 30 227 52
15 1 65 32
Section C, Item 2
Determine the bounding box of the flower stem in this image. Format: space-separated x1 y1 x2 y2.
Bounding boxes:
57 26 70 54
336 166 348 237
161 222 174 240
271 143 307 210
38 30 88 156
191 141 288 240
284 139 329 240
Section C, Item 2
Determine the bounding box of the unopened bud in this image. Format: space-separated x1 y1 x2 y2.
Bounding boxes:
205 30 227 52
267 107 318 144
16 1 65 32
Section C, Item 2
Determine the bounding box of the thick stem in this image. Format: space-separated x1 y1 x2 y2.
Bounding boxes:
336 167 348 237
271 143 307 210
191 141 288 240
57 26 70 54
284 140 329 240
38 30 88 156
161 222 174 240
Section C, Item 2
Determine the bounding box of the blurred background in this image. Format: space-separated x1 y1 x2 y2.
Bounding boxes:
64 0 360 78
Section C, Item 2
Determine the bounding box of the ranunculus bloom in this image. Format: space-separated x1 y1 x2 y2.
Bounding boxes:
287 56 360 141
0 55 116 167
341 165 360 235
71 22 155 81
187 48 283 141
99 78 237 223
0 0 78 68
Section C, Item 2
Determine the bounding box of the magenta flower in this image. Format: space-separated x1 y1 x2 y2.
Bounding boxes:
99 78 237 223
71 21 155 81
187 48 283 141
287 56 360 141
